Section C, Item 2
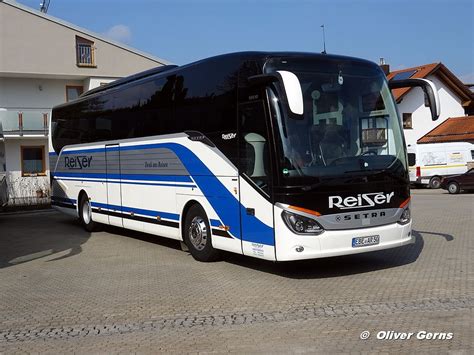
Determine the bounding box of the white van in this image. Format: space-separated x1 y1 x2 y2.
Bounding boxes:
408 142 474 188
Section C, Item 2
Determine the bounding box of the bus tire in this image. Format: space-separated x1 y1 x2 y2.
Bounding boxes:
184 204 221 262
79 193 98 232
447 182 460 194
429 176 441 189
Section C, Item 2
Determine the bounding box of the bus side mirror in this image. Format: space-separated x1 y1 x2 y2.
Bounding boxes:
248 71 304 117
389 78 440 121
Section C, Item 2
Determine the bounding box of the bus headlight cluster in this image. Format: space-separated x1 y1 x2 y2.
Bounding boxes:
398 207 411 225
281 211 324 235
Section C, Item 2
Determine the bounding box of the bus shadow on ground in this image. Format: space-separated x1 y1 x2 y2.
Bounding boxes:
102 227 451 279
104 225 183 251
224 230 435 279
0 212 91 269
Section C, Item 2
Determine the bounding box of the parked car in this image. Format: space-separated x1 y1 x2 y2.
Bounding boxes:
440 168 474 194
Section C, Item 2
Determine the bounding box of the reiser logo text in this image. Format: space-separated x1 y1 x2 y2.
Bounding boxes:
329 192 394 210
64 156 92 170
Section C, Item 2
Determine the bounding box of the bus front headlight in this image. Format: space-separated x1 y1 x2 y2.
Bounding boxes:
398 207 411 225
281 211 324 235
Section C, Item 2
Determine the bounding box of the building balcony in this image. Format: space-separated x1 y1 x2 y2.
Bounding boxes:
0 110 49 138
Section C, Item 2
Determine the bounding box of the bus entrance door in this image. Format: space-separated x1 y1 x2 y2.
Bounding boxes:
238 100 276 260
105 144 123 227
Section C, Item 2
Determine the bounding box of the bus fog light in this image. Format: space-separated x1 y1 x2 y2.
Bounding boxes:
398 207 411 225
295 246 304 253
282 211 324 235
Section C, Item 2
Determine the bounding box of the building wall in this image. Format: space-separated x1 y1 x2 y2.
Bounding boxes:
0 77 84 110
0 2 165 78
399 75 466 148
4 138 50 206
0 1 167 208
0 76 118 153
83 77 116 91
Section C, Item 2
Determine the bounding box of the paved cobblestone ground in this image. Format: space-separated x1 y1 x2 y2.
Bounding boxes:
0 189 472 353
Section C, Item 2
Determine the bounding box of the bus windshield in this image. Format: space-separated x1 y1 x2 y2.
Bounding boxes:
265 57 408 186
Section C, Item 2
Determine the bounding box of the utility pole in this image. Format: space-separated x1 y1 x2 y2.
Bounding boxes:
321 24 327 54
40 0 50 13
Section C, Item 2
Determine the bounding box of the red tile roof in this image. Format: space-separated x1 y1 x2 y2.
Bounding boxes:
387 63 440 102
417 116 474 144
387 63 473 107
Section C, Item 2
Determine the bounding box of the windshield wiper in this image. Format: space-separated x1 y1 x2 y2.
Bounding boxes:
343 168 407 183
300 179 333 192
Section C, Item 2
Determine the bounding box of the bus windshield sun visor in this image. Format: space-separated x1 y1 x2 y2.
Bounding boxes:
248 71 304 117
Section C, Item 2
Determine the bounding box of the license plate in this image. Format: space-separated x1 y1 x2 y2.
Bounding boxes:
352 235 380 248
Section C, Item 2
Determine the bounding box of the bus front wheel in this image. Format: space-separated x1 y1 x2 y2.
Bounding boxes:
79 193 98 232
184 204 221 262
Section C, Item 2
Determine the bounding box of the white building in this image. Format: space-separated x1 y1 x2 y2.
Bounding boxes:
384 62 474 149
0 0 169 208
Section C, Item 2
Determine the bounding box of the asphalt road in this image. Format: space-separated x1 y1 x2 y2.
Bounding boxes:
0 189 473 353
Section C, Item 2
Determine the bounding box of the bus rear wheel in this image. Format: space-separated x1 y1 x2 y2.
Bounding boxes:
79 193 98 232
184 204 221 262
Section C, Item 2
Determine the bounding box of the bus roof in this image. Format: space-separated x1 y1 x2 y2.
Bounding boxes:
53 51 376 110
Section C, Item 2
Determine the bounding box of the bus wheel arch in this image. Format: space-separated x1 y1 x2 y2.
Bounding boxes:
78 190 97 232
180 200 199 238
77 190 87 218
181 200 221 262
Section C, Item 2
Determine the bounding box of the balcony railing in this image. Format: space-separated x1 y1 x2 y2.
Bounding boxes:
0 111 49 137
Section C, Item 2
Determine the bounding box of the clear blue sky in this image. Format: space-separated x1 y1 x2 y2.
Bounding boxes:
17 0 474 82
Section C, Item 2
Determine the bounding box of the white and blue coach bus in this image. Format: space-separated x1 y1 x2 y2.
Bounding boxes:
51 52 439 262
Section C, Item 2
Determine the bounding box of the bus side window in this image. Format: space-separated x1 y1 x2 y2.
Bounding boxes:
239 100 271 193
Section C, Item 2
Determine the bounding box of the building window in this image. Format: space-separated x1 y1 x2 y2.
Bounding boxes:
403 113 412 129
21 146 45 177
76 36 95 67
66 86 84 102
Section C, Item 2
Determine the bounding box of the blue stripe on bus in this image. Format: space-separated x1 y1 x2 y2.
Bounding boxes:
61 142 275 246
91 202 179 221
167 143 274 246
210 219 221 227
53 172 193 183
54 177 196 189
90 201 221 227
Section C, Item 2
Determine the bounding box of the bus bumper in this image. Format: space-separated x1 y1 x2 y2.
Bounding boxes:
274 217 414 261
